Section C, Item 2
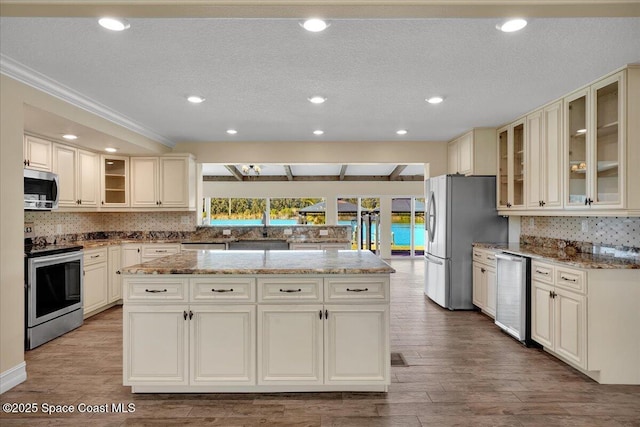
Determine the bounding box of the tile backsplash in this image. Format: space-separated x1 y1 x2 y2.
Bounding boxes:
24 211 198 237
521 216 640 248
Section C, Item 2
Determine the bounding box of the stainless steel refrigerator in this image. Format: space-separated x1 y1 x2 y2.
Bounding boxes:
424 174 508 310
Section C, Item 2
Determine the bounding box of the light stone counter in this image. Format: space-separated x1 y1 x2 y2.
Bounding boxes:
121 249 394 275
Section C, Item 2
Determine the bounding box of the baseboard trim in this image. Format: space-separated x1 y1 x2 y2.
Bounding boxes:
0 361 27 394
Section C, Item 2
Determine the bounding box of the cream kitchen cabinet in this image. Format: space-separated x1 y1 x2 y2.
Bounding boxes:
497 119 525 210
289 242 350 250
53 143 99 208
526 100 563 209
130 154 196 209
83 248 109 316
471 248 497 318
108 245 122 303
122 273 391 392
121 243 181 267
23 135 52 171
447 128 497 176
101 155 129 208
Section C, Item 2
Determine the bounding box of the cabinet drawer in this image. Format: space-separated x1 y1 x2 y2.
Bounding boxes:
472 248 485 263
84 248 108 266
325 276 389 302
258 277 323 302
532 261 554 284
556 266 586 294
190 277 255 302
289 243 321 250
125 278 188 302
141 244 180 260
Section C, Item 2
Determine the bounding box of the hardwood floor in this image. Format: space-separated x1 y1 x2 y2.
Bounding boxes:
2 259 639 426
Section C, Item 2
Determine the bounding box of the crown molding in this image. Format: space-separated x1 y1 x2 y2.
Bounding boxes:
0 53 175 147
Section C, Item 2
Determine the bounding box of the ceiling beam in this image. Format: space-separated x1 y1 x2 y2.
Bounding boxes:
389 165 408 181
224 165 243 181
203 174 424 182
284 165 293 181
339 165 348 181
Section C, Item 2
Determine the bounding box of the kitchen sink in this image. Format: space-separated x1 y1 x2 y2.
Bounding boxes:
228 240 289 250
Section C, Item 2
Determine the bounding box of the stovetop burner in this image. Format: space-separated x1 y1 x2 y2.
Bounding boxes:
24 239 83 258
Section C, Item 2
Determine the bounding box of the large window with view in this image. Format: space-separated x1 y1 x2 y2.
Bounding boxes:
206 198 266 225
390 197 425 257
269 198 325 225
203 197 326 225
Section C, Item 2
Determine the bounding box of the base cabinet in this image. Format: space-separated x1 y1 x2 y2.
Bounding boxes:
83 248 109 315
108 245 122 303
472 248 497 318
123 274 390 392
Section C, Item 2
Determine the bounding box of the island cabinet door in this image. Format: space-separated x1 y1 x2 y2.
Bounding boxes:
123 305 189 386
324 305 389 384
257 305 323 385
190 305 256 385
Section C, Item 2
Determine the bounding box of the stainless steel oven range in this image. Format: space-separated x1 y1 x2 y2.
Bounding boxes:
24 242 84 349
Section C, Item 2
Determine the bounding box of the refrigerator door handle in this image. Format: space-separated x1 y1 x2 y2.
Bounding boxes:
424 254 444 265
426 191 436 243
495 253 524 262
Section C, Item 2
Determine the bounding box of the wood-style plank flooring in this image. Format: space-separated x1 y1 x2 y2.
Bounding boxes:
2 260 639 426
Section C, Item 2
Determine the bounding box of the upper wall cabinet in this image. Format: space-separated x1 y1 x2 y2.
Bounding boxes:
23 135 52 171
565 72 626 210
497 119 525 210
447 128 497 176
130 154 196 210
101 155 129 208
526 100 563 209
53 143 99 208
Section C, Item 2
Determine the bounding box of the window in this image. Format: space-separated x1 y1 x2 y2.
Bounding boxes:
207 198 266 225
269 198 324 225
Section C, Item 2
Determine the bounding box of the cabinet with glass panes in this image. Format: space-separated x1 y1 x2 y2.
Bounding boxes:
565 72 624 210
496 119 525 210
101 155 129 207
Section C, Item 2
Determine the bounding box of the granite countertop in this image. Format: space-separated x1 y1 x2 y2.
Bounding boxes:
78 236 349 249
120 250 395 275
473 242 640 270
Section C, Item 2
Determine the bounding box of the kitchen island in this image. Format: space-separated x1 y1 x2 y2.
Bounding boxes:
120 250 394 393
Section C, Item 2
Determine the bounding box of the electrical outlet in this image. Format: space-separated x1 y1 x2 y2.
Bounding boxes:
529 218 534 228
56 224 62 234
181 215 190 225
222 229 231 236
283 229 293 235
581 220 588 232
24 222 35 237
319 229 329 236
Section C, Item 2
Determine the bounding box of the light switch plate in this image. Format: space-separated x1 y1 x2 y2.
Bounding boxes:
223 229 231 235
581 220 588 232
319 229 329 236
284 229 293 235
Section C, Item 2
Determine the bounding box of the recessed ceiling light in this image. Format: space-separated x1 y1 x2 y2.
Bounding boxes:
576 128 587 134
308 96 327 104
496 18 528 33
301 19 329 32
105 147 118 153
226 129 238 135
62 134 78 140
313 130 324 135
187 95 205 104
426 96 444 104
98 17 130 31
396 130 408 135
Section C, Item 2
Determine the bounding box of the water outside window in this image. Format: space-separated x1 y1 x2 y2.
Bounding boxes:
269 198 325 225
205 197 325 225
391 198 425 257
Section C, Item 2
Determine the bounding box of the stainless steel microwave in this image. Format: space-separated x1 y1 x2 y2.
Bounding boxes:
24 169 59 210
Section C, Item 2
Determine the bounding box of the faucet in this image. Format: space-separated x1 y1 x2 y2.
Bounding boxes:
261 212 268 237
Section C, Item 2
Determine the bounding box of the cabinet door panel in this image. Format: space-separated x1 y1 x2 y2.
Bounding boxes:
458 133 473 175
53 144 78 207
472 263 484 309
324 305 389 384
526 110 543 208
123 305 189 385
24 135 52 171
485 267 497 318
448 142 458 174
191 306 255 385
554 289 587 369
544 101 563 208
78 149 99 207
83 261 108 314
108 246 122 302
531 281 554 348
131 157 159 207
258 305 323 385
160 157 189 207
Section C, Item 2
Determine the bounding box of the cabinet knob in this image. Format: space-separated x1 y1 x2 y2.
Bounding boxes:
480 268 486 273
23 160 28 166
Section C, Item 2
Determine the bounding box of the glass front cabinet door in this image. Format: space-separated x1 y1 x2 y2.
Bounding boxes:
496 119 525 210
101 155 129 207
565 71 624 209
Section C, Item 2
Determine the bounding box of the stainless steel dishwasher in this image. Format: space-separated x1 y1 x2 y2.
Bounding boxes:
495 252 534 346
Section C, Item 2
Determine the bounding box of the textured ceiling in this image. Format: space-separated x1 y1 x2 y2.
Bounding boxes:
1 17 640 145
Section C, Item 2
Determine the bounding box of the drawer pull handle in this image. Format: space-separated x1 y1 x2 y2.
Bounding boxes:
145 289 168 293
487 257 495 261
474 253 482 258
480 268 486 273
560 276 577 282
280 288 302 293
90 254 101 258
156 250 168 253
211 288 234 293
535 270 549 275
346 288 369 292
